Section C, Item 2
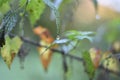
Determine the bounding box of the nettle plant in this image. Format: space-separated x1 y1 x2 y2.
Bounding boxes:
0 0 107 80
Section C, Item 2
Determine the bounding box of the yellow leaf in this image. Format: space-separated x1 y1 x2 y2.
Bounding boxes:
89 48 101 68
1 36 22 69
101 52 120 72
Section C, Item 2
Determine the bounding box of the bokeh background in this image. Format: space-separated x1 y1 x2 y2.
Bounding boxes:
0 0 120 80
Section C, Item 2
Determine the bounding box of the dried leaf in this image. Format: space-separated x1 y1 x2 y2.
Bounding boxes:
33 26 54 71
1 36 22 69
33 26 54 43
38 40 53 71
101 52 120 72
89 48 101 68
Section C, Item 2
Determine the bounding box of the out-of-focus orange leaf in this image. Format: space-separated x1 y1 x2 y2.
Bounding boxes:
38 40 52 71
33 26 54 43
33 26 54 71
33 26 46 36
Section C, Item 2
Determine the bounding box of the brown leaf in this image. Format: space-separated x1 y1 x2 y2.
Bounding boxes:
38 40 53 71
33 26 55 71
33 26 54 43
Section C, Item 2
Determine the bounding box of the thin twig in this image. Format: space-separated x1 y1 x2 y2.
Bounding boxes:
9 33 84 61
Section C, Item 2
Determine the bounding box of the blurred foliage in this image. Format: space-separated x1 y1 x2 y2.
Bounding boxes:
92 0 98 10
0 0 120 80
0 0 10 7
82 51 95 80
54 30 94 53
59 0 72 11
64 30 94 42
59 0 74 28
104 19 120 43
0 0 46 26
100 51 120 73
43 0 61 38
20 0 46 25
0 2 10 18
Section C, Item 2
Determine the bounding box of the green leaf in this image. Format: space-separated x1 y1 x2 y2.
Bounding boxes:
1 36 22 69
20 0 45 25
82 51 95 80
76 36 93 43
104 19 120 43
64 30 95 42
0 0 10 15
0 0 9 7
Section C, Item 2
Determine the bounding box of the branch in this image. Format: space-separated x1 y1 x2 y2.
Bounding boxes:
9 33 84 61
21 37 83 61
9 33 120 77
